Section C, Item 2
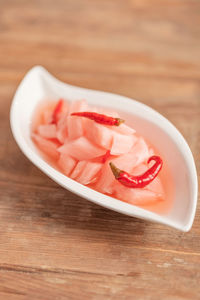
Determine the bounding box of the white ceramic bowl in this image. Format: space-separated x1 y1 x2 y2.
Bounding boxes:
10 66 198 231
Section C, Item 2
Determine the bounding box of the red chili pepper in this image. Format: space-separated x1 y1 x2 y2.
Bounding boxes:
109 155 163 188
70 112 124 126
51 99 63 124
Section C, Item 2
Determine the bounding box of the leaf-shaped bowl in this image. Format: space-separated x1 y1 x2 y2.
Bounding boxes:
10 66 198 231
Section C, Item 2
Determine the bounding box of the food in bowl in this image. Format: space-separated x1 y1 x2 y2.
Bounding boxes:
31 98 170 213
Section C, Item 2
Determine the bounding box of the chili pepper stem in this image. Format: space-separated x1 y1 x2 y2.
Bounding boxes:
109 162 121 179
116 118 125 126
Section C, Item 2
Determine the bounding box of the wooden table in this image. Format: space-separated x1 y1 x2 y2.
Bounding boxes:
0 0 200 299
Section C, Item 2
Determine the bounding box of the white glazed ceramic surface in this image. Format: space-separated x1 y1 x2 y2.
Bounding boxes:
10 66 198 231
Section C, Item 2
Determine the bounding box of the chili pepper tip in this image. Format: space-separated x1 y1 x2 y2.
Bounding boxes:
109 162 121 179
147 155 162 165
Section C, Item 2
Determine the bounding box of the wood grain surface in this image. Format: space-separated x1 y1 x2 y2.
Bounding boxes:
0 0 200 299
